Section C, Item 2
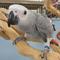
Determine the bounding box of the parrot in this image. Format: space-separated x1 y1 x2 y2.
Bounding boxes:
7 4 54 44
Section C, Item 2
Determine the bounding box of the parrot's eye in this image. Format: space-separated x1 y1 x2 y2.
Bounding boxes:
15 11 17 13
24 10 27 15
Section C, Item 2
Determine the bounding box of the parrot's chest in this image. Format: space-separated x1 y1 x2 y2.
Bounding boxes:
18 22 41 38
25 33 45 43
18 21 36 33
18 20 45 37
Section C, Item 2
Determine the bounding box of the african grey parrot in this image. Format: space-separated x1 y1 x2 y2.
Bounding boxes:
7 4 53 43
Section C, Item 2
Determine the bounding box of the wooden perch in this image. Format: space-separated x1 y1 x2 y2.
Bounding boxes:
16 40 42 60
0 7 60 60
47 51 60 60
44 0 60 17
0 8 42 60
50 44 60 54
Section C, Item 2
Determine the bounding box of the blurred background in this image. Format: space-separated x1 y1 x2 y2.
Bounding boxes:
0 0 60 60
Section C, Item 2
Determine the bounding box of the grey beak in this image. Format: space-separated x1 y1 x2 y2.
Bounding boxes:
8 11 18 27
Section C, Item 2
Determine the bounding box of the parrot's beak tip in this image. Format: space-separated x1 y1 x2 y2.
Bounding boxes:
7 20 11 27
8 24 10 27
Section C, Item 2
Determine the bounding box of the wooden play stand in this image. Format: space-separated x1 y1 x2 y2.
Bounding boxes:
0 0 60 59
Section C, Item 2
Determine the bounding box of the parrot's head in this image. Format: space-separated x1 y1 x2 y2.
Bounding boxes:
7 4 28 27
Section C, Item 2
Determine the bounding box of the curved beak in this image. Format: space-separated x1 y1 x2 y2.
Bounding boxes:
8 11 18 27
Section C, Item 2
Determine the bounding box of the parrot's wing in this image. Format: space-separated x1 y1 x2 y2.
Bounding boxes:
35 13 53 41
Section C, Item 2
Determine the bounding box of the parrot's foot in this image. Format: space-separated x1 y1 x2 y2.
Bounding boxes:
42 46 50 60
13 36 26 45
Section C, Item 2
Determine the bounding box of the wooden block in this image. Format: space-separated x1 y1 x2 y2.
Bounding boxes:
16 40 42 60
44 0 60 17
0 20 20 40
47 51 60 60
51 44 60 54
0 11 7 21
0 8 8 14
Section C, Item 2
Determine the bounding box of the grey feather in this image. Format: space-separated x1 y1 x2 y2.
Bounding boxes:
17 11 53 42
8 4 53 43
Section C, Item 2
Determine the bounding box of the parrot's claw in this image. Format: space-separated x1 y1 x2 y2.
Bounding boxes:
12 36 26 45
